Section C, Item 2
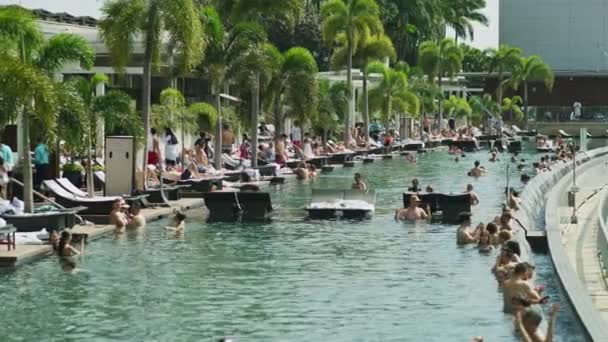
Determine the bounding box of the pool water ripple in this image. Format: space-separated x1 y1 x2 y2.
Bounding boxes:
0 149 586 341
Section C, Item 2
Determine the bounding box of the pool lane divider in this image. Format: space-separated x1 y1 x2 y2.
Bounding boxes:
0 198 205 268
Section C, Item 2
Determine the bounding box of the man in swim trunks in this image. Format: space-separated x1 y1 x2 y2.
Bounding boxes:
395 195 429 221
465 184 480 205
456 212 482 245
502 262 545 314
468 160 486 177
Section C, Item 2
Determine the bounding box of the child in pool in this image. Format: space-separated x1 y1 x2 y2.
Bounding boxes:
165 212 186 233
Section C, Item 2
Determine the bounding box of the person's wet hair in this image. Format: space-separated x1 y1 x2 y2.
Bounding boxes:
498 230 512 242
486 222 498 234
175 212 186 223
505 240 521 256
514 262 528 275
474 160 480 167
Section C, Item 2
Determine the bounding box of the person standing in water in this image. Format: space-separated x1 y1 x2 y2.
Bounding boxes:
502 262 546 314
165 212 187 233
407 178 422 192
465 184 480 205
352 173 368 191
456 212 482 245
468 161 486 177
515 303 559 342
127 203 146 229
395 195 430 221
110 199 129 233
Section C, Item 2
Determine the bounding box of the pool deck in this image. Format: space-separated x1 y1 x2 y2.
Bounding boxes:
0 198 204 268
556 157 608 324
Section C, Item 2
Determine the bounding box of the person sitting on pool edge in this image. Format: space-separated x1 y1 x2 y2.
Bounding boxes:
395 195 430 221
110 198 129 233
468 160 486 177
407 178 422 192
456 212 482 245
352 173 367 191
165 211 187 233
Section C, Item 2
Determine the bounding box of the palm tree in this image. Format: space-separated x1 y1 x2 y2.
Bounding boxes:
501 96 524 122
99 0 204 187
418 38 463 130
0 6 94 212
443 95 472 125
469 93 499 126
331 32 396 146
311 79 343 145
229 34 282 167
321 0 383 143
507 55 554 120
443 0 488 43
265 47 319 143
367 62 420 131
487 45 522 105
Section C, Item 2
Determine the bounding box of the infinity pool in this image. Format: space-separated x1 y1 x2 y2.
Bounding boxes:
0 147 586 341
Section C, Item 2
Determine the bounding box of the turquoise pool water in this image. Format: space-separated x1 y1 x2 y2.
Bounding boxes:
0 146 586 341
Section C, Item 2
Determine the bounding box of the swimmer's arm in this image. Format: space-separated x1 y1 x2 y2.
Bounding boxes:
68 245 81 256
524 283 543 303
421 206 430 220
394 209 401 221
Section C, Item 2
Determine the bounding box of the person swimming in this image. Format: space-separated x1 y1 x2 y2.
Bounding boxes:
395 195 430 221
425 184 434 193
468 161 486 177
56 231 83 257
165 212 187 233
407 178 422 192
352 173 368 191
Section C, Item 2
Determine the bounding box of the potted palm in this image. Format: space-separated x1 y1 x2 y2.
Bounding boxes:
62 162 84 187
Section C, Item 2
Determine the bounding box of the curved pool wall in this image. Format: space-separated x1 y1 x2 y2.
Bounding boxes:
542 147 608 341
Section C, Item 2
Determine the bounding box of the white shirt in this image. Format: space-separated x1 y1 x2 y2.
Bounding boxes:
291 126 302 141
165 136 179 161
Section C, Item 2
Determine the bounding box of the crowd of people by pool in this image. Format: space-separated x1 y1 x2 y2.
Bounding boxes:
46 118 586 341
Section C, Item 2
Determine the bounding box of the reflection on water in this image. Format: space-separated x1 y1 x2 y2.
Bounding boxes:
0 145 590 341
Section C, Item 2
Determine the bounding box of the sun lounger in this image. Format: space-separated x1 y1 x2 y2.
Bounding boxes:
237 191 273 221
328 152 354 165
202 191 241 221
306 189 375 220
43 180 120 215
56 178 88 197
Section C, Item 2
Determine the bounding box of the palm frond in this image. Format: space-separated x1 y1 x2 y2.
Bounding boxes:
99 0 145 73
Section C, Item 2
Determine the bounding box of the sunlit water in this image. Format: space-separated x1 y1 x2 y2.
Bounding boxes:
0 144 590 341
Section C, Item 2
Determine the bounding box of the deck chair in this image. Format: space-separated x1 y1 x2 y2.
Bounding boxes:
56 178 88 197
43 180 118 215
203 191 241 221
237 191 273 221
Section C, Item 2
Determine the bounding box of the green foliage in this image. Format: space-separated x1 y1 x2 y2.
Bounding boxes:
468 93 499 125
461 43 491 72
443 95 472 118
501 96 524 122
62 162 84 173
508 55 554 91
55 80 89 153
99 0 205 74
487 45 523 102
95 90 143 140
418 38 463 82
188 102 218 132
442 0 488 41
368 63 420 123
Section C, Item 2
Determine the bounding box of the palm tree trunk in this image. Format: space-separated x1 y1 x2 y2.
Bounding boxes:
141 8 160 191
86 122 94 197
251 72 260 168
345 36 353 144
523 82 529 127
438 76 444 130
22 107 33 213
213 83 222 169
362 70 369 148
496 74 503 105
